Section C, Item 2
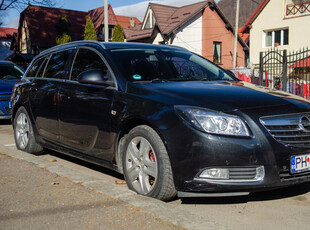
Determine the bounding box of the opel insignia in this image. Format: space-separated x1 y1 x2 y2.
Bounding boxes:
11 41 310 201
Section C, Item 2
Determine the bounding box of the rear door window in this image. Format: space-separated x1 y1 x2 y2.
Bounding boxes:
44 49 73 79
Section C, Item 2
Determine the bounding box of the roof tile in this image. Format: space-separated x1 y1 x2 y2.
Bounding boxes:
88 5 118 29
115 15 141 28
19 6 88 47
0 27 17 39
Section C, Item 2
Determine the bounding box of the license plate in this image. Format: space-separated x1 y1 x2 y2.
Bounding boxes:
291 154 310 173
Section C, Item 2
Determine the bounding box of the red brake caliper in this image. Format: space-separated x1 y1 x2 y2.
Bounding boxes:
149 151 155 185
149 151 155 162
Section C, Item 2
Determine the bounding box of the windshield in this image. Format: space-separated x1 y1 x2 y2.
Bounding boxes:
106 48 236 82
0 63 24 80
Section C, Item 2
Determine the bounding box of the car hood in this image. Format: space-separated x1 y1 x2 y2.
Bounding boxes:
0 80 17 95
126 81 310 112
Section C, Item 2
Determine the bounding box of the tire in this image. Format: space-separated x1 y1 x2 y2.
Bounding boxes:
14 107 43 154
122 125 177 201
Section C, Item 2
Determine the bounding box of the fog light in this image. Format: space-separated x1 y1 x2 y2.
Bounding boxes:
199 168 229 179
255 166 265 180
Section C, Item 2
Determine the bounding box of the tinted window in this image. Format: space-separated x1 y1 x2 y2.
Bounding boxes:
26 57 46 78
106 48 235 82
71 48 112 82
36 58 48 78
0 63 24 80
44 50 73 79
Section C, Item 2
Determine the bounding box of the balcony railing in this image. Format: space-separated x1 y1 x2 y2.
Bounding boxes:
286 1 310 17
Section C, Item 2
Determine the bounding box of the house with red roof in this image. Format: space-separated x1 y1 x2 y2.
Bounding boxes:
17 6 88 55
14 5 140 55
0 27 17 60
123 0 249 69
115 15 141 29
240 0 310 65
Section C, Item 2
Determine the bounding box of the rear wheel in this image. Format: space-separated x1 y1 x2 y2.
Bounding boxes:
122 125 176 201
14 107 43 154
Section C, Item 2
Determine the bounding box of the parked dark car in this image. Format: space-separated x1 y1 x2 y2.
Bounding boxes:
11 41 310 201
0 61 24 119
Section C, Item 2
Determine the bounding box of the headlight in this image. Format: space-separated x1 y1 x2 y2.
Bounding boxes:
175 106 250 137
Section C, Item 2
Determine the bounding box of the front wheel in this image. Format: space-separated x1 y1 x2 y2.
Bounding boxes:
14 107 43 154
122 125 176 201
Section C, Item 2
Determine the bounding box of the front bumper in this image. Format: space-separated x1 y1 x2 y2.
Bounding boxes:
0 99 11 119
160 115 310 195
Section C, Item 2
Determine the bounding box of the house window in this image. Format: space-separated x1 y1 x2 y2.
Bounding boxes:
143 9 156 30
101 27 113 41
145 16 151 29
213 42 222 64
266 31 272 47
265 29 289 47
283 29 289 45
109 27 113 40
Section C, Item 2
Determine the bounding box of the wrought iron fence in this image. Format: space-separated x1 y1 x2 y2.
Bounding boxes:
255 48 310 98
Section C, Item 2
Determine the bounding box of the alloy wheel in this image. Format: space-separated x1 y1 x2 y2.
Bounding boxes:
125 136 158 194
15 112 30 149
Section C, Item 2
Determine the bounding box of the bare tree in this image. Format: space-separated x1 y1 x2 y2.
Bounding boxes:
0 0 59 11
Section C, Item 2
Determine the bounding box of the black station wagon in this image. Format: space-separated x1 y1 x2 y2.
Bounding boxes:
11 41 310 201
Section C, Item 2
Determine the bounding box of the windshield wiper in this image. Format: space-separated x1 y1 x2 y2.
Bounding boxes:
150 78 169 83
200 78 211 81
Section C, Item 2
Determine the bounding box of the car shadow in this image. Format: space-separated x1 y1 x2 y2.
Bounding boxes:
41 149 124 181
180 182 310 204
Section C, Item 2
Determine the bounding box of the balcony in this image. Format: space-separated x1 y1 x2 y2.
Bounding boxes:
286 1 310 17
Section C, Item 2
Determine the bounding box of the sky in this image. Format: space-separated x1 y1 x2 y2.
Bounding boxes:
2 0 218 28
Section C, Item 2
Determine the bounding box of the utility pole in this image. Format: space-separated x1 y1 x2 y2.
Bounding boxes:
233 0 240 69
104 0 109 42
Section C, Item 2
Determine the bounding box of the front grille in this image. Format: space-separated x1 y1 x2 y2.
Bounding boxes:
260 113 310 147
5 107 10 113
0 96 11 101
279 169 310 182
229 168 257 179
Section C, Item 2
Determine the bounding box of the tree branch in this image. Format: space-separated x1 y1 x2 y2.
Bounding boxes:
0 0 58 11
0 0 18 10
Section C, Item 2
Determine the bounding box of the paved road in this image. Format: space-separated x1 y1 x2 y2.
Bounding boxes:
0 154 180 230
1 121 310 230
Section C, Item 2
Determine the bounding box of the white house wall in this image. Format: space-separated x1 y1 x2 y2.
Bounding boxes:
250 0 310 65
152 32 164 45
170 13 202 56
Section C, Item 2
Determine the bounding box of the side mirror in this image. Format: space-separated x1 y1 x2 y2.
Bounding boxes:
76 69 114 87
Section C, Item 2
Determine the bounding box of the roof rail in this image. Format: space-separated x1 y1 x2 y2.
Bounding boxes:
39 40 106 56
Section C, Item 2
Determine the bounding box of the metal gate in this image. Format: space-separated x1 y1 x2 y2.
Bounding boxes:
259 49 287 91
259 48 310 98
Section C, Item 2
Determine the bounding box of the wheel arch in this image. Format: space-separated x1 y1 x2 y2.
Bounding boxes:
12 102 28 127
115 117 161 174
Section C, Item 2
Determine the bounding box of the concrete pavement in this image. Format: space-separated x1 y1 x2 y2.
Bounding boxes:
0 153 182 230
0 121 225 230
